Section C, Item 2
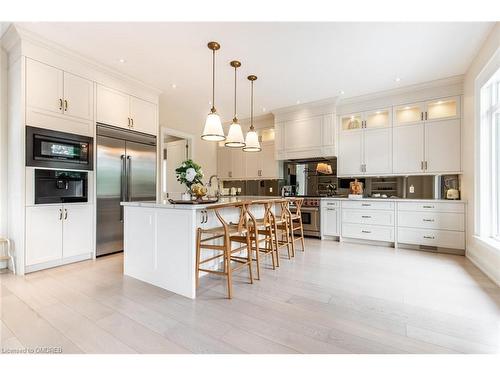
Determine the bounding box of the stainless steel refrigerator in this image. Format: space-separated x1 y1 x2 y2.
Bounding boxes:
96 124 157 256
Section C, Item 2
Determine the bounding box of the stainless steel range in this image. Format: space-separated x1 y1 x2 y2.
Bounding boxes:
290 197 321 238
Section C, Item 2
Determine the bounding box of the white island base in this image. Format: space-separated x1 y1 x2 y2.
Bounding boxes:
121 197 276 299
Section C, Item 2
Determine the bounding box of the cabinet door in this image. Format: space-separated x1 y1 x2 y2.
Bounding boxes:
130 96 157 135
340 114 363 131
217 146 232 178
424 119 461 173
364 128 392 175
338 130 363 176
393 124 425 174
425 96 460 122
245 149 260 178
231 148 245 179
322 206 339 236
364 108 391 129
26 59 64 116
260 142 278 179
96 84 130 129
393 102 425 126
63 72 94 122
62 204 93 259
25 206 63 266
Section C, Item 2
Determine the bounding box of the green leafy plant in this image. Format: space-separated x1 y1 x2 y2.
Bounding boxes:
175 159 204 190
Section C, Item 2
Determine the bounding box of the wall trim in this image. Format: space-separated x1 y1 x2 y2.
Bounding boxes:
466 247 500 287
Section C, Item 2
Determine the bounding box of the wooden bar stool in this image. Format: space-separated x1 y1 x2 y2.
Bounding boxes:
289 197 306 252
0 237 15 275
272 199 294 260
195 202 253 299
246 200 278 280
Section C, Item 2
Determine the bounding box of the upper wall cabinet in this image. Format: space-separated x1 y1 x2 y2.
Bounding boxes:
338 108 392 176
26 59 94 136
97 84 158 135
274 107 336 160
393 96 461 174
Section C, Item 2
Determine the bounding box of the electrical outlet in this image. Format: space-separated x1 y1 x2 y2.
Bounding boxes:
269 187 273 193
409 184 415 194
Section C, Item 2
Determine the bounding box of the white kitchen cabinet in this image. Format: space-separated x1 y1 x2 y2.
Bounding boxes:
62 204 93 259
25 59 94 136
393 123 425 174
338 130 363 176
63 72 94 122
25 206 63 266
260 142 279 178
130 96 158 135
96 84 130 129
338 108 392 176
393 96 461 174
321 200 340 237
364 128 392 175
231 149 245 179
424 119 461 173
217 146 232 178
245 147 261 178
97 85 158 135
26 59 64 117
25 204 93 270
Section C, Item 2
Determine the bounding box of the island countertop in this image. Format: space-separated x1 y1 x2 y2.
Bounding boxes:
121 195 285 210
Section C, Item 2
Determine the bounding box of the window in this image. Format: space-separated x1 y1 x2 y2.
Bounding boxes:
479 67 500 243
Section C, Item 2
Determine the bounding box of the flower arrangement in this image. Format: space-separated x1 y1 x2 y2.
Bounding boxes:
175 159 204 191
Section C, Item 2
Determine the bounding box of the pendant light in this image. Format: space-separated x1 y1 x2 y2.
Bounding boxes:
201 41 225 141
225 61 245 148
243 75 261 152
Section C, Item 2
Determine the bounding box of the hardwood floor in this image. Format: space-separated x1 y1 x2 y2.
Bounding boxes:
1 239 499 354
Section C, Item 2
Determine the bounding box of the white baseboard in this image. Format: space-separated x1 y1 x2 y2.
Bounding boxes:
466 250 500 287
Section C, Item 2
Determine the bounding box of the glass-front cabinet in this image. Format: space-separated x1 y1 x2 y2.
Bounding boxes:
364 108 391 129
340 114 362 131
393 96 460 126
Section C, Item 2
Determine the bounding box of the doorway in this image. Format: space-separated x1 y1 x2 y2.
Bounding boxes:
160 128 193 200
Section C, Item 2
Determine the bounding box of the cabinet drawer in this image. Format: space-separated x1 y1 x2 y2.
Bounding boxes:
397 228 465 250
342 223 394 242
321 200 340 208
342 209 394 226
398 211 464 231
341 200 394 210
398 201 465 213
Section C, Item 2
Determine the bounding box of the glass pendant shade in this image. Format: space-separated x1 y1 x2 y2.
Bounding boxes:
225 120 245 147
201 111 225 141
243 129 261 152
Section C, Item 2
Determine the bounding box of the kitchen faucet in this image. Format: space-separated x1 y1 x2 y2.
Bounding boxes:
207 175 221 199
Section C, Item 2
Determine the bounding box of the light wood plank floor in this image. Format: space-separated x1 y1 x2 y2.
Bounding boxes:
1 239 499 354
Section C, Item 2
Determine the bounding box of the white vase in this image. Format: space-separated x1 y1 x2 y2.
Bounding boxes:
181 192 192 201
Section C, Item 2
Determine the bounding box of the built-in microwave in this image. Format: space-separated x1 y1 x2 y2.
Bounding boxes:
26 126 93 170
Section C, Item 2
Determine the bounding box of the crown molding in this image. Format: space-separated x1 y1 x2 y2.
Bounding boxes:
337 75 464 108
3 24 162 96
271 96 339 116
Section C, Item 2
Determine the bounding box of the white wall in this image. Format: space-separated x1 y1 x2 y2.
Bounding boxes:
158 94 218 181
462 22 500 286
0 48 7 268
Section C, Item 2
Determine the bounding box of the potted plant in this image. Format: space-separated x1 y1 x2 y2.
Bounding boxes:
175 159 204 200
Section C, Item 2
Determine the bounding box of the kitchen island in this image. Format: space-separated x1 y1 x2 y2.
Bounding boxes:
121 196 283 299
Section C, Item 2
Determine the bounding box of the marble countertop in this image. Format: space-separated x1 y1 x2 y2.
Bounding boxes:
121 196 284 210
319 197 466 203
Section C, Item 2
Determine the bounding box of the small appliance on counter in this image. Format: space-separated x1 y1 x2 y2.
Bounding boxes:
439 174 460 200
348 178 364 199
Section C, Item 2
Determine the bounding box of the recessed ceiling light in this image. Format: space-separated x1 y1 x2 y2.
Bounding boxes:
395 77 401 82
376 111 381 114
171 84 177 89
404 106 410 110
296 100 301 104
339 90 345 95
118 58 126 63
262 107 266 112
437 100 443 104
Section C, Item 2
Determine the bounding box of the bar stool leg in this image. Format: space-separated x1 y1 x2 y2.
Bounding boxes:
254 231 261 280
271 225 280 267
268 227 276 270
299 216 306 252
246 231 254 284
284 220 292 259
225 234 233 299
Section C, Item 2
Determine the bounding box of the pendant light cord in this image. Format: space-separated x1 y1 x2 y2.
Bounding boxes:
250 80 254 130
234 66 237 119
212 49 215 111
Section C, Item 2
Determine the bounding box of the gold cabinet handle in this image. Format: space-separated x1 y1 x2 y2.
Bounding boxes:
64 99 68 111
131 118 134 128
64 208 68 220
59 98 63 111
59 208 63 220
128 117 130 126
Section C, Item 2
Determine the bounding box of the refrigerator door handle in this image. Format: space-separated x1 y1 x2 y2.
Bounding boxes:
126 155 132 201
120 154 126 221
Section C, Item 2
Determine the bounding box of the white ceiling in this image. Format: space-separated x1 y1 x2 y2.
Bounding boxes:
16 22 494 128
